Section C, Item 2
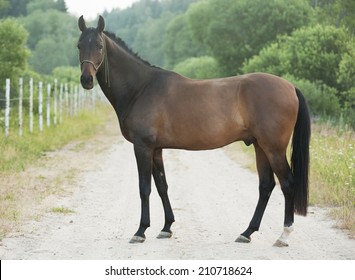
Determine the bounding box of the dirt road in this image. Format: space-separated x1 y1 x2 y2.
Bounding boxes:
0 121 354 260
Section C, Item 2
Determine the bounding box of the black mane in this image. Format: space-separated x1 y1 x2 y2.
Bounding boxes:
103 31 153 67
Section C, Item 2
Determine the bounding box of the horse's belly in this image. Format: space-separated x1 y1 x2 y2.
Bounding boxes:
158 119 247 150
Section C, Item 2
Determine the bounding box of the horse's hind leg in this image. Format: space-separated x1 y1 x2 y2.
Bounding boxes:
152 149 175 239
266 151 295 247
236 142 276 243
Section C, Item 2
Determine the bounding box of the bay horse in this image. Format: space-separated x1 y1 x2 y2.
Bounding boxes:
77 16 310 246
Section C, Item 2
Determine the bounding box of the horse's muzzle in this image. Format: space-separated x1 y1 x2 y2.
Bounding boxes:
80 74 94 90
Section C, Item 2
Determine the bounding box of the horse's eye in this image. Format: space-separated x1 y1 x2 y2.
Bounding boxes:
77 44 80 50
98 44 103 50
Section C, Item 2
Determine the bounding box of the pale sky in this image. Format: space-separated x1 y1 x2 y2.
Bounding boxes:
65 0 138 19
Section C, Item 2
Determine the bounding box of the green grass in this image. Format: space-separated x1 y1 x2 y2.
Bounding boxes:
51 206 75 214
309 124 354 235
0 105 109 173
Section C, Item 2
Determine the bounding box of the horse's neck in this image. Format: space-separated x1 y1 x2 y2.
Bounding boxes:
97 36 155 120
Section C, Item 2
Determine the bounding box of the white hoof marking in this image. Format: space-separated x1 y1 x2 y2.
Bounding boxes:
274 226 294 247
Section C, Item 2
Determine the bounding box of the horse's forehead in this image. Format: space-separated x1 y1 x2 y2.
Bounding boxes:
80 28 101 43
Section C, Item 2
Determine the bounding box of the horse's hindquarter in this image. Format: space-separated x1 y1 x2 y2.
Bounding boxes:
240 73 299 150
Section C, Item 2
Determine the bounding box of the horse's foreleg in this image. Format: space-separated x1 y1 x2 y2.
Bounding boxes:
130 145 153 244
236 143 275 243
152 149 175 239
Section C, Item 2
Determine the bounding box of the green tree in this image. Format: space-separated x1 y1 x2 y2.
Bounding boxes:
104 0 199 66
52 66 80 84
243 25 351 92
337 40 355 91
187 0 312 76
27 0 67 14
0 18 30 82
21 9 78 74
0 0 30 17
283 74 341 117
132 13 172 66
30 37 70 74
311 0 355 34
173 56 221 79
0 0 9 13
243 24 354 124
164 13 209 68
337 41 355 126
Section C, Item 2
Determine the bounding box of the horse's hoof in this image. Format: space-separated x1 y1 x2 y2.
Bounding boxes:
235 235 251 243
129 235 146 244
273 239 289 247
157 231 172 239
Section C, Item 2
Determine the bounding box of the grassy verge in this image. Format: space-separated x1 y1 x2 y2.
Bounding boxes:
225 123 354 237
0 106 110 173
0 104 114 239
309 124 354 235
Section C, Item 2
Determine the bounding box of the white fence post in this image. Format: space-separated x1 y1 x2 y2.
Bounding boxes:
53 79 57 126
65 83 69 118
78 86 81 112
5 79 10 138
59 83 63 124
29 78 33 133
39 82 43 132
18 78 23 136
74 85 78 115
46 83 51 127
92 89 96 111
70 84 73 117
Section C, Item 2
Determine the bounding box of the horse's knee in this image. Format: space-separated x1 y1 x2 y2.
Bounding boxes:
139 188 151 200
259 180 275 197
280 174 295 197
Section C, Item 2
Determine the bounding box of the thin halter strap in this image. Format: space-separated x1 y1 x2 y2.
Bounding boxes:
80 59 103 71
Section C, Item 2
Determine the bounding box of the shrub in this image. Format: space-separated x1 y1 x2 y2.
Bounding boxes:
283 75 341 117
173 56 221 79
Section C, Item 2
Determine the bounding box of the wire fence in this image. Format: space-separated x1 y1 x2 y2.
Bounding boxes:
0 78 103 138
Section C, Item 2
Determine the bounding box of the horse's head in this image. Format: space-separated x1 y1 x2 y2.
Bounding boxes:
77 15 105 90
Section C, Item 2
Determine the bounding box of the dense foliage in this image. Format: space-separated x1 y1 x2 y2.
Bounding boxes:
243 25 355 125
187 0 312 76
0 0 77 78
0 18 29 82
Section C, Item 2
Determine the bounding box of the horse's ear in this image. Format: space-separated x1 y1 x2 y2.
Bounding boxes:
97 15 105 33
78 15 87 32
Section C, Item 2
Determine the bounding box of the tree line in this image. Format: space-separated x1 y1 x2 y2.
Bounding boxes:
0 0 354 127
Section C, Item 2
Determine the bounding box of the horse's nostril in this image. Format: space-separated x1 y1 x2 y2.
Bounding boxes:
81 74 93 84
80 74 94 89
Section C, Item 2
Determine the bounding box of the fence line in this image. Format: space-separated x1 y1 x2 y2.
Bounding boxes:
1 78 103 138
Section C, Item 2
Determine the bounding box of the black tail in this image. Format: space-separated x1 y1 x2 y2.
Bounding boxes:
291 88 311 216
